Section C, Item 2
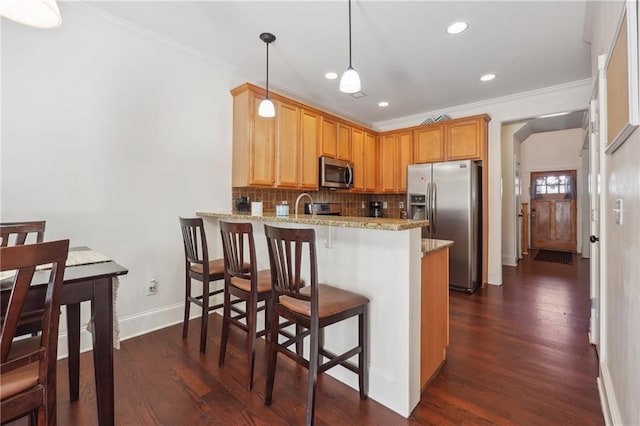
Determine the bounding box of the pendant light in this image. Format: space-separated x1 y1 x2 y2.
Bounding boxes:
258 32 276 118
339 0 361 94
0 0 62 29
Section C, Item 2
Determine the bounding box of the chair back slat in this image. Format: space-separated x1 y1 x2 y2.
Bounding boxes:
179 217 208 267
0 221 46 247
264 225 315 303
220 221 254 281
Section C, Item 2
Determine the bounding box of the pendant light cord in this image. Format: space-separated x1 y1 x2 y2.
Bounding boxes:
348 0 353 68
265 42 270 98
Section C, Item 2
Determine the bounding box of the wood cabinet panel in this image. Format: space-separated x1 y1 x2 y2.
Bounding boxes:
364 132 377 192
299 109 320 189
276 101 300 188
337 123 352 161
351 128 365 191
413 126 445 163
379 134 397 192
446 119 482 161
420 247 449 389
249 95 276 186
398 131 413 192
320 117 337 158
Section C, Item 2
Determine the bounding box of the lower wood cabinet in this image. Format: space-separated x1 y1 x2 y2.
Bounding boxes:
420 246 449 389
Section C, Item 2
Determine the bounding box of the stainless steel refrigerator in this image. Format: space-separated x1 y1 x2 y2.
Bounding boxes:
407 160 481 293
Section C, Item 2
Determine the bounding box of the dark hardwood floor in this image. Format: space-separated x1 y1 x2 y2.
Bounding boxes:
47 251 602 425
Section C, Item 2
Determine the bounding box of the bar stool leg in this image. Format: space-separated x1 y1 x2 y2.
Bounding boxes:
200 281 209 353
306 319 320 426
218 281 231 367
183 272 191 338
359 306 368 399
246 297 257 390
264 309 280 405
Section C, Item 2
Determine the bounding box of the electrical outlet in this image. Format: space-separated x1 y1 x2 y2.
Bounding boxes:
399 201 404 209
383 201 388 209
147 278 158 296
361 201 366 209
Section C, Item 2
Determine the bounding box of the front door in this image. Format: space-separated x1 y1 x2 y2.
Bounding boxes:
530 170 577 252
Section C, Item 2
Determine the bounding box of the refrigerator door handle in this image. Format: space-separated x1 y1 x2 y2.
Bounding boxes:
426 182 432 224
432 182 437 233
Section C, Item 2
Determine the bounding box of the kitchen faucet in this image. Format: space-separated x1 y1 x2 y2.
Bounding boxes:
295 193 314 217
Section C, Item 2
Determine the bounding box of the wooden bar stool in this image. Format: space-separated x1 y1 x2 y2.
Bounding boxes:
218 221 272 390
0 221 46 247
179 217 226 353
263 225 369 426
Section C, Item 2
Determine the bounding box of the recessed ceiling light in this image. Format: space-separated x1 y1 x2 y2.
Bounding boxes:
447 22 468 35
325 72 338 80
480 73 496 82
378 101 390 107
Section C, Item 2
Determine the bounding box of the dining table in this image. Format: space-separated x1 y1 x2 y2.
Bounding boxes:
0 247 128 426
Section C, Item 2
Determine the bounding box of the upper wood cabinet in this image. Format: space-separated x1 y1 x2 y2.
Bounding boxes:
337 123 352 161
379 130 413 193
364 131 377 192
276 100 300 188
232 85 319 189
351 128 365 191
413 116 488 164
299 108 320 189
413 125 445 163
320 117 337 158
446 117 485 161
232 88 276 187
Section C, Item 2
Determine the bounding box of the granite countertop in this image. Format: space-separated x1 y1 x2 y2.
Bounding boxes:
421 238 454 255
196 211 429 231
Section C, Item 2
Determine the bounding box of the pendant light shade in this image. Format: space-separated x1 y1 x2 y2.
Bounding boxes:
258 32 276 118
339 0 361 94
0 0 62 29
258 98 275 117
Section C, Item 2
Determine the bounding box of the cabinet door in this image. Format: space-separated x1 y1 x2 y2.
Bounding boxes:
320 117 337 158
379 134 397 192
300 108 320 189
413 125 444 163
337 123 352 161
397 131 413 192
276 101 300 188
351 128 365 191
364 131 377 192
446 118 481 161
250 94 276 186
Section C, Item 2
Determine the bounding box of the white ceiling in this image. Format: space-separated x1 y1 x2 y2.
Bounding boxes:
87 1 591 127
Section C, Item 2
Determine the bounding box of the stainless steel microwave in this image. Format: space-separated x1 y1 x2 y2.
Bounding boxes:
319 156 354 189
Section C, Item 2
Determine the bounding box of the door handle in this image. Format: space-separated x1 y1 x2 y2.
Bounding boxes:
589 235 600 243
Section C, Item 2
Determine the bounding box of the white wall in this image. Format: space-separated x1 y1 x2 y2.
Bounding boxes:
375 81 591 285
520 128 586 253
1 4 238 352
585 1 640 424
501 122 525 266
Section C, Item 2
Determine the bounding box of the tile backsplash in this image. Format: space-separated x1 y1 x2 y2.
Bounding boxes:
232 188 406 218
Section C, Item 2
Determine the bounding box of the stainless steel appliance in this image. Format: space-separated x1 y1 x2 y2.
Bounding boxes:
304 202 342 215
407 160 481 293
319 156 353 189
369 201 383 218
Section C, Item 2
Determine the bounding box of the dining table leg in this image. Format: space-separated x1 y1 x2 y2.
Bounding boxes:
66 303 81 401
91 277 115 426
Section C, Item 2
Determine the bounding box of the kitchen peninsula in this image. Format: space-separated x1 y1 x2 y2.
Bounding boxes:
197 211 451 417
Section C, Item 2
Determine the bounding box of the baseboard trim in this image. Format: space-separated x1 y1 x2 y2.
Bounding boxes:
599 360 622 425
57 302 195 359
502 254 518 267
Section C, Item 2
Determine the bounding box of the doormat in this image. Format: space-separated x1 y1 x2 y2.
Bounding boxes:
534 249 573 264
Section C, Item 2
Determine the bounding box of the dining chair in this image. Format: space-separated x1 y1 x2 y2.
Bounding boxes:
0 239 69 426
218 221 272 390
179 217 227 353
0 221 46 247
263 225 369 426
